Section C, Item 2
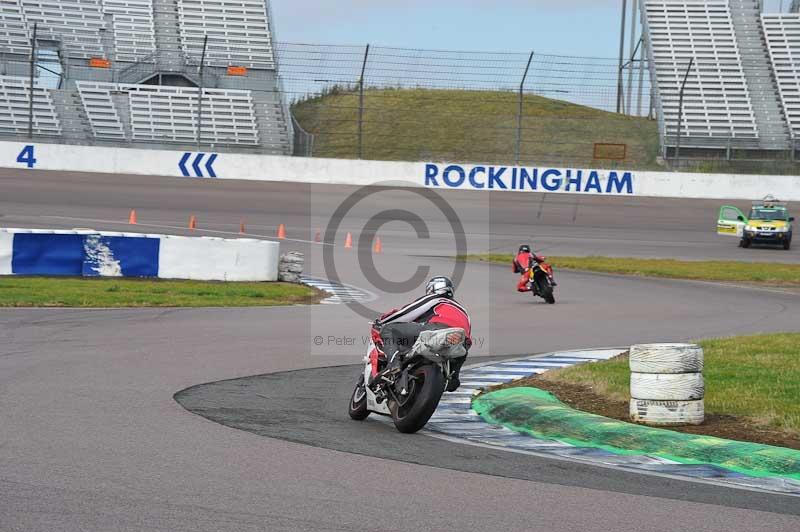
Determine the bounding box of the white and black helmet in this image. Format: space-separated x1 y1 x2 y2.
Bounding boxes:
425 276 454 298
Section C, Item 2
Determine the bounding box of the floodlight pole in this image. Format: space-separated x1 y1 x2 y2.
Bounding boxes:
197 35 208 150
516 51 534 165
28 22 37 139
674 57 694 165
357 44 370 159
617 0 628 114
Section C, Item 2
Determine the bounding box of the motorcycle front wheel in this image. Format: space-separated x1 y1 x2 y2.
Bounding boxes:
389 364 445 433
348 373 370 420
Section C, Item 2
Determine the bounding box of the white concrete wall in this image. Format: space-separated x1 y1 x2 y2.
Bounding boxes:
0 228 280 281
1 140 798 201
158 236 279 281
0 231 13 275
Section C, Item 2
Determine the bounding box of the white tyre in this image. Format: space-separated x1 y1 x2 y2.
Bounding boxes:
280 263 304 273
629 343 703 374
630 398 704 426
280 252 305 264
630 372 704 401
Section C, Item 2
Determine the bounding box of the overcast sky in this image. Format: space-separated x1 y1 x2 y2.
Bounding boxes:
269 0 793 57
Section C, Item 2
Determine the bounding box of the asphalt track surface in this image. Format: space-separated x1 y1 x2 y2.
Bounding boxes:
2 169 800 531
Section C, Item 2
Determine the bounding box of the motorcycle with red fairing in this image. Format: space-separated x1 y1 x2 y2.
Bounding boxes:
348 322 467 433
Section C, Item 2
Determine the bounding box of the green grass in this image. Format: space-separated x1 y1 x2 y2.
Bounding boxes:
541 334 800 434
0 277 323 308
292 87 660 168
466 254 800 285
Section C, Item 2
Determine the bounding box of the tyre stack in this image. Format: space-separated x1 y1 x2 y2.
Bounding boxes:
278 251 304 283
629 343 704 426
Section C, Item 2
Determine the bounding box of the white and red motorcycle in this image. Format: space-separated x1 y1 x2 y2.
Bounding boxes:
348 323 467 433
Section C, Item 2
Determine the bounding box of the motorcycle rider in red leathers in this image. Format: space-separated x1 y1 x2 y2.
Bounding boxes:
513 244 554 292
372 276 472 392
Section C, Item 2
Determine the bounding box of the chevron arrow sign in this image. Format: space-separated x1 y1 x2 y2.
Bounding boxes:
179 152 218 178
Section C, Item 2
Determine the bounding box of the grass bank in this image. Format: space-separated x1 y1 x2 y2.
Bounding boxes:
465 254 800 286
292 88 659 168
0 277 323 308
499 333 800 448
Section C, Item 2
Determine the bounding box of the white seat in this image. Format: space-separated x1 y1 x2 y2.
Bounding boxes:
123 83 260 145
0 75 61 136
644 0 759 146
76 81 127 140
176 0 275 69
761 14 800 141
103 0 156 61
0 1 31 55
18 0 105 58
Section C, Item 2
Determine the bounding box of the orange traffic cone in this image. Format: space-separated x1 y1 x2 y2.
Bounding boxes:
344 232 353 249
128 209 137 225
373 237 383 254
277 223 286 239
314 228 322 243
189 215 197 230
239 219 246 234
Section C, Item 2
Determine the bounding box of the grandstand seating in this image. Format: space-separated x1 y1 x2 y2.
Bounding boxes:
77 82 264 146
761 14 800 141
103 0 157 61
0 75 61 136
19 0 105 59
176 0 275 68
125 83 260 145
0 1 293 155
0 1 31 55
76 81 127 140
643 0 760 148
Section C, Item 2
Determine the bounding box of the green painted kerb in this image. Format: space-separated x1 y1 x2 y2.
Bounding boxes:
473 387 800 480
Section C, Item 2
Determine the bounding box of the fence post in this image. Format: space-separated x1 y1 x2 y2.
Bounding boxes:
626 0 637 115
637 34 646 117
516 51 534 165
617 0 628 114
28 22 37 140
196 34 208 150
357 44 370 159
674 57 694 166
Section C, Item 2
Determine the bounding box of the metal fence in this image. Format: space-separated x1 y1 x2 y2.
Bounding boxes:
5 33 800 173
277 43 655 169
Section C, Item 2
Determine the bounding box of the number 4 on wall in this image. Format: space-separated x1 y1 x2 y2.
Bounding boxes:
16 145 36 168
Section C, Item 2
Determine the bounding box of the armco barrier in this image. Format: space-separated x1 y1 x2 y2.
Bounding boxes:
1 141 799 201
0 229 279 281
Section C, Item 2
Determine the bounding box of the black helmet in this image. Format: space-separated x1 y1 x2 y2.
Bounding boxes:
425 276 454 298
518 244 531 253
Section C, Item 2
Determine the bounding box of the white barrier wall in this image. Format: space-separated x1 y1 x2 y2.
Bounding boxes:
0 228 280 282
159 236 279 281
0 231 12 275
1 141 799 201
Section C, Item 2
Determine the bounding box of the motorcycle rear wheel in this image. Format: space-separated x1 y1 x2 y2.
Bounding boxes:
543 289 556 304
533 277 556 304
348 373 370 420
390 364 445 433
